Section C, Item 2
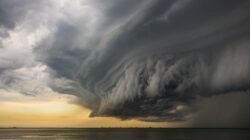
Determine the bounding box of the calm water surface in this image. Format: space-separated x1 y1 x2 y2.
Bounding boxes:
0 128 249 140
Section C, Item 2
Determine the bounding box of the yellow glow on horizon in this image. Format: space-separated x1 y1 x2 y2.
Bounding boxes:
0 100 183 128
0 100 87 128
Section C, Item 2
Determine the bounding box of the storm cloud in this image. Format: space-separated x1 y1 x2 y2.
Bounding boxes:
1 0 250 127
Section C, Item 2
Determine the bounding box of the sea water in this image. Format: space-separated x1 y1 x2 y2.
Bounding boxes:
0 128 249 140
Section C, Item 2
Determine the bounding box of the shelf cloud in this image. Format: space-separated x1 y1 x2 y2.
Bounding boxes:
1 0 250 127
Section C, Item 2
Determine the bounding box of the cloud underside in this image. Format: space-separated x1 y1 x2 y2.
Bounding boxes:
1 0 250 127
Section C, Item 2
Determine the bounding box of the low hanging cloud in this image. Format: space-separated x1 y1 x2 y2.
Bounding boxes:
1 0 250 127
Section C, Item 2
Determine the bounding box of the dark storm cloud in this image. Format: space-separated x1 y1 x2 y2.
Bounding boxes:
37 0 250 125
1 0 250 127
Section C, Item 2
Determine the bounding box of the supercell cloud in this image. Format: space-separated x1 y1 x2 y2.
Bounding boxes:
1 0 250 127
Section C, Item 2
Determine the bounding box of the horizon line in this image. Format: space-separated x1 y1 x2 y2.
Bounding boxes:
0 127 249 129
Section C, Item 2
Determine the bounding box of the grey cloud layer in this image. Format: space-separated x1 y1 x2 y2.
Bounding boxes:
1 0 250 127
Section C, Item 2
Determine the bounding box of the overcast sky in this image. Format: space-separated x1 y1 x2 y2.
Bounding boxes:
1 0 250 128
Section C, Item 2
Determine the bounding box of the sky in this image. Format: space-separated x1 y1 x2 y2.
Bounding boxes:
0 0 250 128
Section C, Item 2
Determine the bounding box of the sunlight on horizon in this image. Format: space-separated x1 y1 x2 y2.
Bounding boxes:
0 98 180 128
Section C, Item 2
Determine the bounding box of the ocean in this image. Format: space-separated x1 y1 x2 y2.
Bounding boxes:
0 128 249 140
